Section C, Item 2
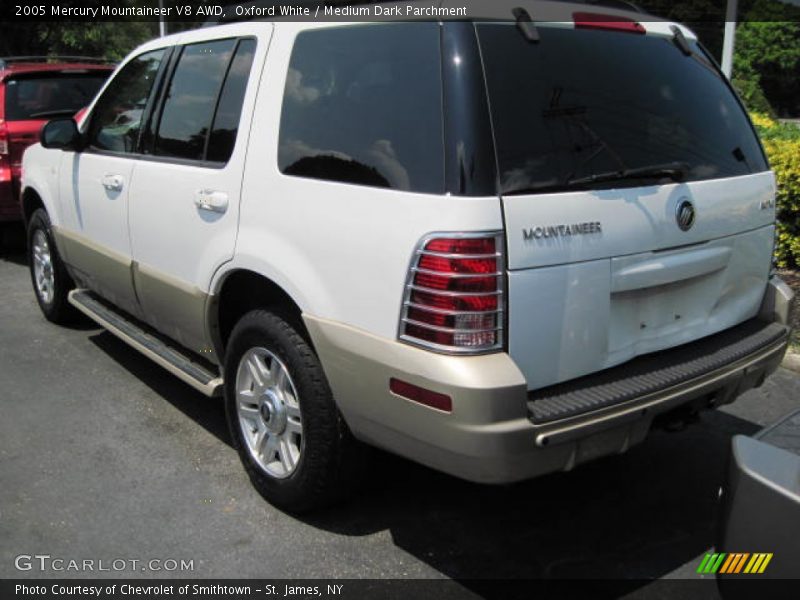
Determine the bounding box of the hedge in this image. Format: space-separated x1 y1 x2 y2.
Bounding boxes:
750 113 800 269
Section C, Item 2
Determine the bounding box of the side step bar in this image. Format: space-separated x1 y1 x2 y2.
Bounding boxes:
68 289 223 397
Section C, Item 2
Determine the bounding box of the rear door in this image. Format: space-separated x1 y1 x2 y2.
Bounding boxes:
127 33 263 353
476 22 776 389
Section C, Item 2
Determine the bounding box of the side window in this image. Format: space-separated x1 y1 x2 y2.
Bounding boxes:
154 39 236 161
278 24 444 194
207 39 257 163
88 49 165 154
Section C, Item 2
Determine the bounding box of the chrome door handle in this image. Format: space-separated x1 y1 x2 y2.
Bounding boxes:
194 189 229 214
101 174 124 192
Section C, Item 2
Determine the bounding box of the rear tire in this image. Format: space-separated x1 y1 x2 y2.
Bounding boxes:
224 309 365 513
27 209 77 324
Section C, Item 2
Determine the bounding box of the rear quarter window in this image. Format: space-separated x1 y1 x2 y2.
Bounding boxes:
278 23 444 194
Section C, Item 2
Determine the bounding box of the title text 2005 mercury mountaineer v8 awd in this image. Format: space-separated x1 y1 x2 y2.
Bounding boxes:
21 1 795 511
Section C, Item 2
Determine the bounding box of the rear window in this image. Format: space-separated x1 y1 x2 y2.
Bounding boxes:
4 73 108 121
476 25 769 194
278 23 444 194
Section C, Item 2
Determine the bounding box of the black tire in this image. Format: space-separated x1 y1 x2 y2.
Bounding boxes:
27 208 78 324
224 309 365 513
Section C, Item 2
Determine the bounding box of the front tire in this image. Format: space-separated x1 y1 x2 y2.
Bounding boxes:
27 208 77 324
224 310 364 512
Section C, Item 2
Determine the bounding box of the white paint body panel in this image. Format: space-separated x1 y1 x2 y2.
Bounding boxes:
57 153 137 300
20 143 61 223
505 172 777 389
218 22 504 340
504 172 776 270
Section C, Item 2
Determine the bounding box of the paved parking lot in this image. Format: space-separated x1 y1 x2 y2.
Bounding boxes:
1 240 799 593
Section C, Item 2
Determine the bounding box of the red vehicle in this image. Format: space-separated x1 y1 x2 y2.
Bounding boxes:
0 57 114 224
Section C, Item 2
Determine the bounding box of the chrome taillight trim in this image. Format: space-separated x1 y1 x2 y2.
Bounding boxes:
397 230 506 355
397 333 501 353
401 317 502 335
407 284 503 297
416 250 502 260
404 301 505 317
411 267 505 279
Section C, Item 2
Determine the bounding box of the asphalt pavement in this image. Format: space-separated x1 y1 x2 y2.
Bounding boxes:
1 238 799 595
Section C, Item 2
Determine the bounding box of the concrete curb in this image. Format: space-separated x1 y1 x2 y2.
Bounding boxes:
782 350 800 373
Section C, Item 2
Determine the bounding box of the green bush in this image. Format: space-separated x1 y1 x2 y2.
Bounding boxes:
751 113 800 268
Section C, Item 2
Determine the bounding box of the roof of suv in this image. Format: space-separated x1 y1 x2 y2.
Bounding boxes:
208 0 688 39
0 58 115 82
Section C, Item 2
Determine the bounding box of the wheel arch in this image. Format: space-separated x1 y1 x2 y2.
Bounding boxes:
21 186 46 227
209 268 312 360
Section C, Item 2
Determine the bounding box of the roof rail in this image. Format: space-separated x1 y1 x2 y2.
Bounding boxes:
208 0 649 25
0 56 116 69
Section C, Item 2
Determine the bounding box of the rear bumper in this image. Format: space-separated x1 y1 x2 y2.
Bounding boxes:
305 276 794 484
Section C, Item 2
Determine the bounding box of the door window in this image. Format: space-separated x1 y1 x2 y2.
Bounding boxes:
87 49 165 154
153 39 236 161
206 39 257 164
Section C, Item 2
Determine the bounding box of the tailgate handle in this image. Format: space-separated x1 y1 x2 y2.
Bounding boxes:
612 247 732 293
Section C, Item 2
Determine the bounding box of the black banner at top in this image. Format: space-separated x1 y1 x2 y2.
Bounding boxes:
1 0 800 23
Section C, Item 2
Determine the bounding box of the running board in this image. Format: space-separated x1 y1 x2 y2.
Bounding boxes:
68 289 223 397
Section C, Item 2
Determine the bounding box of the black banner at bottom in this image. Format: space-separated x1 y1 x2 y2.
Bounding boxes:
2 579 799 600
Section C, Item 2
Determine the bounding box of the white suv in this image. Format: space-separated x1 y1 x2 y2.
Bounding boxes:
21 1 795 511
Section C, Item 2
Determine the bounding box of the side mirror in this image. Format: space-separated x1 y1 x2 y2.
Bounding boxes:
41 118 83 151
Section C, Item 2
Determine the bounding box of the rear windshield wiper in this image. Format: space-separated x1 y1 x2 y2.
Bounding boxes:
28 108 79 119
671 25 693 56
512 7 540 43
565 161 690 187
503 162 690 196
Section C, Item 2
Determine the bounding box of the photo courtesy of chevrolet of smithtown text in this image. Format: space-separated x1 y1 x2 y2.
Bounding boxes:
1 1 799 599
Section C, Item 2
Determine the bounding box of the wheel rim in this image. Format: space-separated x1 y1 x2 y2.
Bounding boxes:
235 347 303 479
32 229 55 305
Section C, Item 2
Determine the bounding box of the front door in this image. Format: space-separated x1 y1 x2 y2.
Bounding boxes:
57 48 167 316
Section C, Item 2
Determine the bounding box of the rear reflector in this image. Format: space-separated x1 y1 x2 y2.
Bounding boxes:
573 12 646 34
399 232 505 353
390 378 452 413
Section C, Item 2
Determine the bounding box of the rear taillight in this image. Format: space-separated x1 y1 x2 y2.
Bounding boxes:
573 12 646 34
0 121 8 156
399 232 505 353
0 121 9 183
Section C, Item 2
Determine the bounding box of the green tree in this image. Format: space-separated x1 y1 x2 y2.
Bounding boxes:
733 20 800 115
728 0 800 115
0 21 156 62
